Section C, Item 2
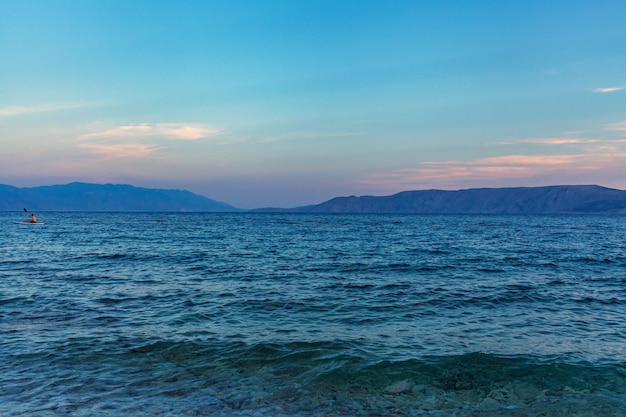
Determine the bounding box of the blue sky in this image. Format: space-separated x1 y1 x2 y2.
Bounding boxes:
1 0 625 208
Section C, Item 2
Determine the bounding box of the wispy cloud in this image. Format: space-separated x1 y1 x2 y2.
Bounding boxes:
80 123 219 141
593 86 624 93
77 143 165 159
516 138 600 145
361 121 626 192
77 122 220 159
501 124 626 150
607 122 626 132
468 154 580 166
360 152 626 191
0 103 86 117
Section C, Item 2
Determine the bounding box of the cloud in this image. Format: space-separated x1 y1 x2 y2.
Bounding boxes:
360 152 626 191
593 86 624 93
77 143 165 159
499 131 626 147
77 122 221 159
80 123 219 141
0 103 86 117
467 154 579 166
607 122 626 132
518 138 600 145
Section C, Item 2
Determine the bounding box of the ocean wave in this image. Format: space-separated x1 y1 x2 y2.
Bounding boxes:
4 337 624 416
2 212 626 416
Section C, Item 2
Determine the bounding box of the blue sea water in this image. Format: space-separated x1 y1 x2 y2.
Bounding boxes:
1 212 625 416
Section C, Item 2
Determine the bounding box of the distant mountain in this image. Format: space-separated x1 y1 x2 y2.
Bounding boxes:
0 182 241 212
4 183 626 214
255 185 626 214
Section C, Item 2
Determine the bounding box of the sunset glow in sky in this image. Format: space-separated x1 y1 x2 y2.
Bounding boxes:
1 1 625 208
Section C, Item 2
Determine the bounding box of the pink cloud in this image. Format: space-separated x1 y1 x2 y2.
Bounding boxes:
518 138 600 145
360 152 626 191
80 123 220 141
78 143 164 159
76 122 220 159
470 154 579 166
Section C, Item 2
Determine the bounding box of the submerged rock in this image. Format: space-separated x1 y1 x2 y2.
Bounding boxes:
384 379 414 394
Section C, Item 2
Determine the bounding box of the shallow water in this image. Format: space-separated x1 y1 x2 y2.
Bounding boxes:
1 212 625 416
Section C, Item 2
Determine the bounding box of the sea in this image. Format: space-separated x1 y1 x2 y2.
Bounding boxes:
1 212 625 416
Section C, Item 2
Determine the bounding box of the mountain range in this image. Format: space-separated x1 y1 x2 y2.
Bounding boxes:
2 183 626 214
0 182 239 212
257 185 626 214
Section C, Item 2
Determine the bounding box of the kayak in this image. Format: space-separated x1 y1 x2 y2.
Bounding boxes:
15 221 45 225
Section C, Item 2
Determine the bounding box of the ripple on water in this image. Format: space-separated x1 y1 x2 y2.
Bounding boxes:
1 212 625 416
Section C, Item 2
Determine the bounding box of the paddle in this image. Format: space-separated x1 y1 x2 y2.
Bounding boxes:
23 208 36 223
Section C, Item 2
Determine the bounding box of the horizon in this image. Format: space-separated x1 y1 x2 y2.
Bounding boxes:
1 181 623 210
2 1 625 209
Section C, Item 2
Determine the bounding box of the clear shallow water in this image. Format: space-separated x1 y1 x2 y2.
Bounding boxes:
1 212 625 416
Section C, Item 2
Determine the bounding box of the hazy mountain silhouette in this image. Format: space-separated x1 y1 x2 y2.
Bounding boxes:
256 185 626 214
0 182 240 212
3 183 626 214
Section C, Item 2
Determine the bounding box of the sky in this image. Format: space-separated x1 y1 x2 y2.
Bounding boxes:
1 0 625 209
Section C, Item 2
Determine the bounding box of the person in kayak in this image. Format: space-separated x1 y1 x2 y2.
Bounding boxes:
30 214 37 223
